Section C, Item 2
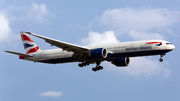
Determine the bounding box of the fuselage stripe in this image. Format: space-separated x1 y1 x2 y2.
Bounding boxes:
146 42 162 44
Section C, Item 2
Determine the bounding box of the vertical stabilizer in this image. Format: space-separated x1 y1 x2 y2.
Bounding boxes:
20 31 41 54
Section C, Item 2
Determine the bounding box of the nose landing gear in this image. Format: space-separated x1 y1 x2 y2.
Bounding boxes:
159 53 166 62
159 58 163 62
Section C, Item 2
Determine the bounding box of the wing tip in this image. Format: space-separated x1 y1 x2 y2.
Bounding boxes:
20 31 32 35
4 51 11 53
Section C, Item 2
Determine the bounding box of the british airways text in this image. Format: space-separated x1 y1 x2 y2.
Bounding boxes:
126 46 152 51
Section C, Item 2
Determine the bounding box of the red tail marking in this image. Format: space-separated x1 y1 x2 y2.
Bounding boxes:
21 35 34 42
19 55 25 59
26 46 40 54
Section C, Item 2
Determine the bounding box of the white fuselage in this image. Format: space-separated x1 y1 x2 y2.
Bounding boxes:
23 40 175 64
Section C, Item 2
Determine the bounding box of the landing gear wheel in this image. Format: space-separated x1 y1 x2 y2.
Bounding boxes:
92 66 103 72
159 58 163 62
92 68 97 72
82 63 86 66
78 62 89 67
159 53 165 62
99 66 103 70
92 61 103 72
78 63 83 67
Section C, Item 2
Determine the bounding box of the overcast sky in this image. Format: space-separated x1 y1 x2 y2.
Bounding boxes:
1 0 180 101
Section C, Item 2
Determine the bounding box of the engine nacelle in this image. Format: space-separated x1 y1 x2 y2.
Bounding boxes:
89 48 107 59
112 57 130 67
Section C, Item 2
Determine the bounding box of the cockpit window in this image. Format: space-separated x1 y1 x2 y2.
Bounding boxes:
166 43 172 45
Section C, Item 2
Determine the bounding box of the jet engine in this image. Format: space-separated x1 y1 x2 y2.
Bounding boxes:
89 48 107 59
112 57 130 67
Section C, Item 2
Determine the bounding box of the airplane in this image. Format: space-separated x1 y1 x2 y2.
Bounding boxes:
5 31 175 72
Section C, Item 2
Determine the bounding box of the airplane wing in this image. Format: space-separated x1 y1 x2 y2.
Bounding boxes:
24 32 90 53
5 51 33 57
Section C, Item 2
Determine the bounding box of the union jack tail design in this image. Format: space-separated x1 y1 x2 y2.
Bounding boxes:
20 31 41 54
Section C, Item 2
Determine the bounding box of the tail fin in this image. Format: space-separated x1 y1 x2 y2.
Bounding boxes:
20 31 41 54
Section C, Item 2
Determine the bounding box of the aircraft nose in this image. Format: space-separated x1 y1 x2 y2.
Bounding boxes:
172 44 175 50
167 44 175 50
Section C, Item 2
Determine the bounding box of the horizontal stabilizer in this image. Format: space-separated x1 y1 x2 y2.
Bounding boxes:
5 51 33 57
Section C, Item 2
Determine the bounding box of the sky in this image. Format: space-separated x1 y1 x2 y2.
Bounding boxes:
1 0 180 101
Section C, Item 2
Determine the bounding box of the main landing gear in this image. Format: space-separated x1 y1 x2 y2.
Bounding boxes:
78 61 103 72
78 62 89 67
92 61 103 72
92 66 103 72
159 53 166 62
